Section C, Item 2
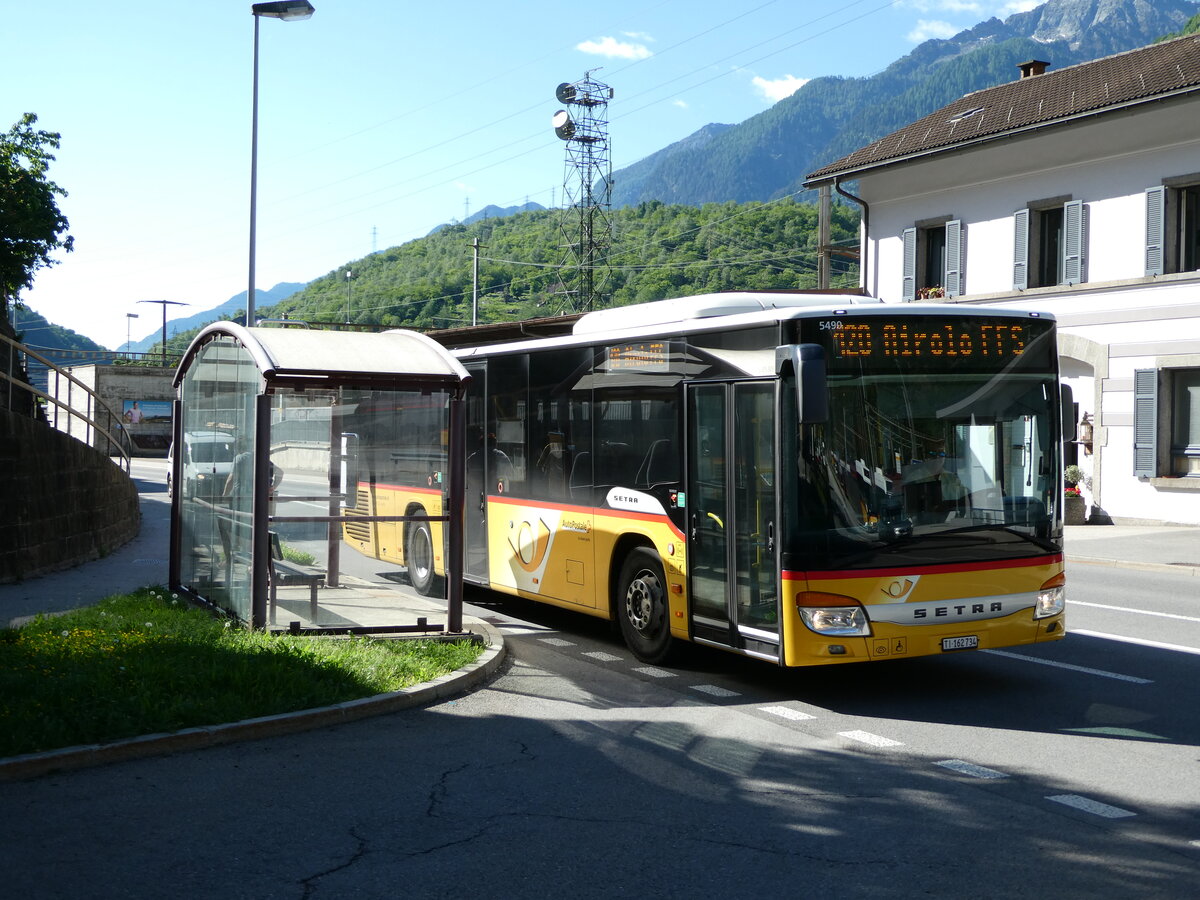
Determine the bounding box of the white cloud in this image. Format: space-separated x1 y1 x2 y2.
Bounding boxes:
752 74 810 102
1000 1 1041 12
672 99 688 109
622 31 655 43
453 181 474 194
907 19 960 42
576 36 652 60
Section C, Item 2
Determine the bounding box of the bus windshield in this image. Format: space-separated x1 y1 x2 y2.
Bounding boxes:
788 315 1061 571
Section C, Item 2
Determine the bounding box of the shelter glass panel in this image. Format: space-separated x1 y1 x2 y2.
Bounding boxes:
178 336 260 622
320 385 456 626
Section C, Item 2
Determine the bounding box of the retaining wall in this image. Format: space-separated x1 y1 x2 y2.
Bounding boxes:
0 410 141 583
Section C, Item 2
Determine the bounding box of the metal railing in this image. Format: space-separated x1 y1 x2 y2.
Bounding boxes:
1 332 135 472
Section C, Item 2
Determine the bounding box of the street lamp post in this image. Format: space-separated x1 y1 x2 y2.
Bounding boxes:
138 300 189 367
248 1 315 327
345 269 352 325
125 313 139 356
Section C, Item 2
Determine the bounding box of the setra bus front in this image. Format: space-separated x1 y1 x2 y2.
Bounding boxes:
777 309 1067 666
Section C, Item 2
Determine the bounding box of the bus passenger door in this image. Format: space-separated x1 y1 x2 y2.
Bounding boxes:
686 381 780 659
464 363 489 583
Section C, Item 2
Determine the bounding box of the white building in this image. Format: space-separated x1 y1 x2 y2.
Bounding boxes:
806 37 1200 525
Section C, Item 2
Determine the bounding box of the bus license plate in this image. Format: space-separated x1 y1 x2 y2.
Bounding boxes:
941 636 979 652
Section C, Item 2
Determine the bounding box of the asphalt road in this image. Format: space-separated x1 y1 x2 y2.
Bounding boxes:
3 462 1198 897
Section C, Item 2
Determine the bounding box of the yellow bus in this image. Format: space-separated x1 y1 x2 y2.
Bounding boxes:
344 292 1069 666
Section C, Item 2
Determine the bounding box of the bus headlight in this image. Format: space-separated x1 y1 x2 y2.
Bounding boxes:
1035 574 1066 619
797 592 871 636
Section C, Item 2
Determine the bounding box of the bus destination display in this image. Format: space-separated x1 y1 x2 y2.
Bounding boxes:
819 319 1030 361
607 341 670 373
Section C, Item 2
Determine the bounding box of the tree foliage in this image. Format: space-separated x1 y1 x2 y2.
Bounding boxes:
0 113 73 315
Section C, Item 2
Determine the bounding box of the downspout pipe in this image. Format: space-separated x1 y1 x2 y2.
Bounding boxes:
834 177 869 295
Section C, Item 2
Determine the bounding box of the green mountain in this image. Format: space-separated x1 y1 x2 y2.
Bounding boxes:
611 0 1199 207
168 199 861 341
10 305 106 354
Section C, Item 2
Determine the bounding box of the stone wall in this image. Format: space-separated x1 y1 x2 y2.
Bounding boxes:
0 410 141 583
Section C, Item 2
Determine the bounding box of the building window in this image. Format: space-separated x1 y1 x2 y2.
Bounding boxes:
1035 207 1063 287
1014 199 1087 289
1146 181 1200 276
1133 366 1200 478
1172 369 1200 476
901 219 962 301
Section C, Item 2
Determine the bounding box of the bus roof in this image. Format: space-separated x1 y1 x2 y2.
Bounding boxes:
450 293 1055 359
571 291 882 335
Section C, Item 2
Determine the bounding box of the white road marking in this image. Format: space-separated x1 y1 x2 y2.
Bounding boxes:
760 706 816 721
538 637 576 647
582 651 622 662
839 730 904 748
500 624 553 636
936 759 1008 779
1070 629 1200 658
983 649 1153 684
1047 794 1136 819
1069 600 1200 624
633 666 676 678
691 684 740 698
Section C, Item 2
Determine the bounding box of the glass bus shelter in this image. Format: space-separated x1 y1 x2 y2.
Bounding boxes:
169 324 469 634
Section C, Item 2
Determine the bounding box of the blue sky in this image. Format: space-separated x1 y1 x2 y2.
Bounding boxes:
5 0 1036 349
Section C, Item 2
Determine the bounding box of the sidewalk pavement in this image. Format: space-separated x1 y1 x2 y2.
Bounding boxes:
1064 524 1200 575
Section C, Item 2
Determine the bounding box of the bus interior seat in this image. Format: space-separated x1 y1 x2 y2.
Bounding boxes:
637 439 676 487
569 451 592 496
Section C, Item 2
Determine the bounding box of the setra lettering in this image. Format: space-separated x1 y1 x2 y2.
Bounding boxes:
912 601 1004 621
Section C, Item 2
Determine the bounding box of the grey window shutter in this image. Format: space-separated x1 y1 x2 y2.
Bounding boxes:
1012 209 1029 290
945 220 963 297
1145 185 1165 277
1063 200 1086 284
1133 368 1157 478
901 227 916 301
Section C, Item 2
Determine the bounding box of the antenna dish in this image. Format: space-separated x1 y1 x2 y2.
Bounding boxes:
552 109 575 140
556 82 577 103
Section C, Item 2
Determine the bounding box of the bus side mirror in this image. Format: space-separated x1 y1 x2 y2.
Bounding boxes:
777 344 829 425
340 432 360 507
1060 384 1075 443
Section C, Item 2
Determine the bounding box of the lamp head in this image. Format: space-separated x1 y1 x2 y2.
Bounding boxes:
251 1 315 21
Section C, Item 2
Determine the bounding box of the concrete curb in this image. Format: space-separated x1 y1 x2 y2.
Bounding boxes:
0 618 506 783
1067 556 1200 577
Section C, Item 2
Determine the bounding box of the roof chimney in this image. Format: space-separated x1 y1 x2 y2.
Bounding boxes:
1018 59 1050 79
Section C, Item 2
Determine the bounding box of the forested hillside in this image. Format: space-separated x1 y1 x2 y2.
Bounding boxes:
10 305 105 353
268 198 860 329
156 198 859 355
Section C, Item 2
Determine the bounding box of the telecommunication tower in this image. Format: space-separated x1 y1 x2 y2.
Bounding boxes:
552 71 613 312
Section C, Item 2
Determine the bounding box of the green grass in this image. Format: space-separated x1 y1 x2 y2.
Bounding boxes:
279 542 317 566
0 587 484 759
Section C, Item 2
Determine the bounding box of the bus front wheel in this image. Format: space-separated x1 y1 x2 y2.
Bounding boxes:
406 517 440 597
617 548 677 665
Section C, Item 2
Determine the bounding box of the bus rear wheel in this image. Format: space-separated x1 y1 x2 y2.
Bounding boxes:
406 517 440 597
617 548 677 665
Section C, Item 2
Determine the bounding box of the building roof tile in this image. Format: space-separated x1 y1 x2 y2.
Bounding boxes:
807 34 1200 183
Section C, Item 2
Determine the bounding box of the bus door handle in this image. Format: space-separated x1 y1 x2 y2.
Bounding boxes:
767 521 775 554
690 513 698 544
